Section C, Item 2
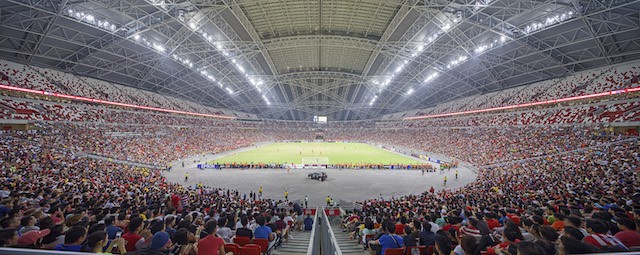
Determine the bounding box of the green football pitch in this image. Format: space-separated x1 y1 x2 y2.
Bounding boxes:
212 142 424 165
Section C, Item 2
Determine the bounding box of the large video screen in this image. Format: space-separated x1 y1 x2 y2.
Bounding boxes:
313 116 327 124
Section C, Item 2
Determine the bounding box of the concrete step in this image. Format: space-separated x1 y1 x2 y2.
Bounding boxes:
330 224 369 255
272 229 311 255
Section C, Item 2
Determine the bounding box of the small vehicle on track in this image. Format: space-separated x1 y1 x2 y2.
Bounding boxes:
308 172 327 181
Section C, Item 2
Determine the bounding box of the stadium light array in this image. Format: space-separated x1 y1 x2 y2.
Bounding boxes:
0 84 235 119
372 17 462 96
404 87 640 120
65 8 118 32
424 72 439 83
132 33 167 54
446 55 468 69
181 17 266 98
473 0 493 11
523 10 575 34
67 3 237 100
369 95 378 106
406 88 415 96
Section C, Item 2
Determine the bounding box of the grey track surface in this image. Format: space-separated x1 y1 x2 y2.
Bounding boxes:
165 165 477 208
163 146 477 207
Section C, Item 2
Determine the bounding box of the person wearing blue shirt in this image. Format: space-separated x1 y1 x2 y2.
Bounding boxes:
419 220 436 247
54 226 86 252
368 222 404 255
104 217 122 240
254 216 274 241
304 213 314 231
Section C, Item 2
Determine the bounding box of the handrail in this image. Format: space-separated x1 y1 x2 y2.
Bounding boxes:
322 207 343 255
307 206 319 255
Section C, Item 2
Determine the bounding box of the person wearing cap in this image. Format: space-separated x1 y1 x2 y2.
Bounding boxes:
149 232 172 251
129 231 172 255
16 229 50 248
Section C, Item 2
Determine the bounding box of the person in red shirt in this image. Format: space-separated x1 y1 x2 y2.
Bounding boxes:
614 217 640 247
122 217 146 252
197 219 232 255
486 228 520 255
551 213 565 231
484 213 501 230
394 217 406 235
583 219 627 250
171 193 181 209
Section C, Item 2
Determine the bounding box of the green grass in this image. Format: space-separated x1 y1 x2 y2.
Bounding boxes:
213 142 424 165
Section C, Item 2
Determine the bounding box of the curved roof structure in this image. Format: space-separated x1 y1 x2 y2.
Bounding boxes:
0 0 639 120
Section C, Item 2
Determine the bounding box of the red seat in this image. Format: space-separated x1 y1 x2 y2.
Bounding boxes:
224 243 241 255
234 236 251 246
239 246 260 255
404 246 427 255
252 238 270 254
244 244 262 255
385 248 405 255
427 245 434 255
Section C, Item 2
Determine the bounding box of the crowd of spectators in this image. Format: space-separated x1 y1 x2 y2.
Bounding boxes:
344 134 639 255
0 59 257 120
2 58 639 129
0 118 636 254
0 59 638 255
391 61 639 119
0 132 309 254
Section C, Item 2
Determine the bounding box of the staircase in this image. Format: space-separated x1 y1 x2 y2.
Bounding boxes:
329 221 369 255
272 229 312 255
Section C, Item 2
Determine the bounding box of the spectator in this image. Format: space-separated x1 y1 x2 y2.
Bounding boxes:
235 216 253 240
197 219 231 255
16 229 50 249
54 226 87 252
84 230 126 254
614 217 640 247
419 220 436 247
368 221 403 255
584 219 628 251
304 213 314 231
434 234 452 255
104 216 123 240
454 235 477 255
170 228 197 255
215 217 233 243
558 236 598 254
0 228 18 247
18 216 39 235
122 217 148 252
516 241 546 255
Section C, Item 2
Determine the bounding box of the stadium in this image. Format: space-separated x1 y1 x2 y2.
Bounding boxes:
0 0 638 255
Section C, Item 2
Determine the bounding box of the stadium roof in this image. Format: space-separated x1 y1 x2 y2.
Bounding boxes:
0 0 639 120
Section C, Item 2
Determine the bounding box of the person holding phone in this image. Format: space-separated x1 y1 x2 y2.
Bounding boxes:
85 231 126 254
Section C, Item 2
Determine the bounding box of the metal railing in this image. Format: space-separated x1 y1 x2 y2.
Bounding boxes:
306 207 345 255
307 206 320 255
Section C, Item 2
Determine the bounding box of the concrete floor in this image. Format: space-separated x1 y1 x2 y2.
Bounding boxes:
164 145 477 207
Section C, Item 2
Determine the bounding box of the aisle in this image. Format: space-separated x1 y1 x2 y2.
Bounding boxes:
330 221 370 255
271 228 312 255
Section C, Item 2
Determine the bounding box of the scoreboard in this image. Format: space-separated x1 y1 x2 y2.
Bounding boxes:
313 116 327 124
